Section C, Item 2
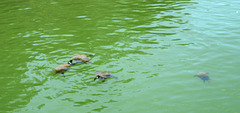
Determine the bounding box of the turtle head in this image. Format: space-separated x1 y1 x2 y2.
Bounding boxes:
194 75 198 77
68 60 74 65
88 54 94 57
94 75 100 81
95 75 100 78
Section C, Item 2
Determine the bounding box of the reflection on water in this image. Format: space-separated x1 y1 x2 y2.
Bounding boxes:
1 0 240 113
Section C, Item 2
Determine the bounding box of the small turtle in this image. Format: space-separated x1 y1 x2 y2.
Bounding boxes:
94 71 118 82
194 72 210 83
71 54 93 64
53 60 74 77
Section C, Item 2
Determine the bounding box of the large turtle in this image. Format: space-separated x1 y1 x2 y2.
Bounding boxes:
53 60 74 77
194 72 210 83
94 71 118 82
71 54 93 64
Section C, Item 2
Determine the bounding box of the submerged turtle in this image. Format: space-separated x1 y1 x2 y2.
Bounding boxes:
94 71 118 82
194 72 210 83
71 54 93 64
53 60 74 77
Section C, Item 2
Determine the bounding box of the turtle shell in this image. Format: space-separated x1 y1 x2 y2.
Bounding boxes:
71 54 93 63
53 63 71 74
195 72 210 82
95 71 113 79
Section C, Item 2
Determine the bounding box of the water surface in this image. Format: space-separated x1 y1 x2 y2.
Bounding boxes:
0 0 240 113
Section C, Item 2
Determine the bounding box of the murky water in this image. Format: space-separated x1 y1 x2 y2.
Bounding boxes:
1 0 240 113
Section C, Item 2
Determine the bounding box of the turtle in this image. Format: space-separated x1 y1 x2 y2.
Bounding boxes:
194 72 210 83
94 71 118 82
71 54 93 64
53 60 74 77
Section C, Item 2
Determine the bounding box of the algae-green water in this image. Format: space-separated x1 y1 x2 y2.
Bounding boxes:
1 0 240 113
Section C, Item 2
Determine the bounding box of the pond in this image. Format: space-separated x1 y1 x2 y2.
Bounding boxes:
0 0 240 113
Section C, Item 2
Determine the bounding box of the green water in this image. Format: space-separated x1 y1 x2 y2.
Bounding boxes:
1 0 240 113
